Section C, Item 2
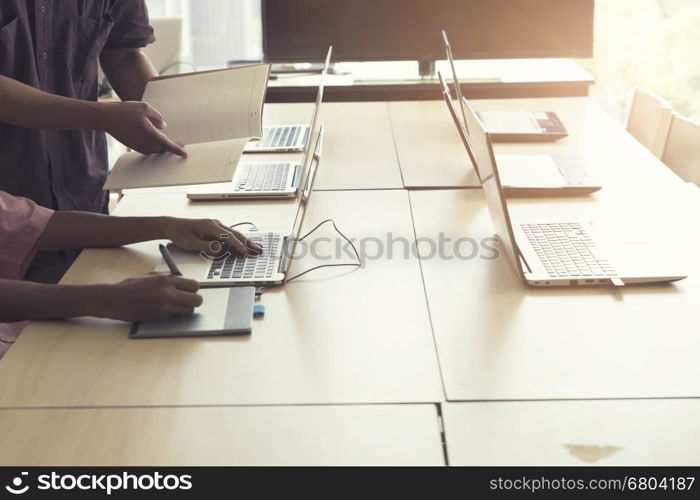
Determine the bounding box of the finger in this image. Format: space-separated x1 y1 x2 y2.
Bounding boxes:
244 239 263 254
143 103 166 129
172 233 229 257
145 124 188 158
233 229 263 254
165 304 196 316
213 223 262 255
200 225 249 255
169 275 200 292
171 289 204 308
219 231 250 255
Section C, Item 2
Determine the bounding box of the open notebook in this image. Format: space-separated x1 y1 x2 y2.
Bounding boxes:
104 64 270 190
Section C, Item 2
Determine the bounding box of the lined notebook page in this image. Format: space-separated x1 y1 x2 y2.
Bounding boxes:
142 64 270 145
104 138 248 190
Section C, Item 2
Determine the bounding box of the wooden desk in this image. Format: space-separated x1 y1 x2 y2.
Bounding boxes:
390 97 686 190
443 401 700 465
125 101 402 195
0 190 442 408
0 404 444 466
410 189 700 401
263 102 403 190
389 100 479 188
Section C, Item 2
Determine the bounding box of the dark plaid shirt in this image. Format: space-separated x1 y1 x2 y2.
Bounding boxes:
0 0 154 212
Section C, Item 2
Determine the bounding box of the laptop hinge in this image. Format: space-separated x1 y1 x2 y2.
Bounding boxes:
278 237 293 274
291 164 302 188
517 244 533 274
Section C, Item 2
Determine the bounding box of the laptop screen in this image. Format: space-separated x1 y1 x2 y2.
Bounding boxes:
304 46 332 144
461 98 523 275
442 30 469 136
291 123 323 241
438 71 479 180
288 46 331 236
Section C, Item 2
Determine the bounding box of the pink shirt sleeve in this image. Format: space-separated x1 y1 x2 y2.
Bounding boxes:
0 191 54 281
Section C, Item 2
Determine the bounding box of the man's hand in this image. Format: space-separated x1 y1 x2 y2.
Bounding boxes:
165 218 263 257
98 101 187 157
96 273 203 322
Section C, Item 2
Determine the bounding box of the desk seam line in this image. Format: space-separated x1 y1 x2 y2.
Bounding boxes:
406 190 449 400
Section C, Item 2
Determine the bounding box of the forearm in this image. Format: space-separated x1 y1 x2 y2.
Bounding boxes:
0 280 109 322
37 212 175 251
100 49 158 101
0 75 104 129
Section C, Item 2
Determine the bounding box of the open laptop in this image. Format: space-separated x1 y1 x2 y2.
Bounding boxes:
163 124 323 287
442 30 568 142
469 109 686 287
244 47 332 153
186 70 326 201
438 72 601 196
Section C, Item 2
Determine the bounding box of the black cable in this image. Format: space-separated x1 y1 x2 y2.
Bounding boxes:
284 262 361 284
284 219 362 284
248 219 362 297
230 222 257 230
159 60 197 75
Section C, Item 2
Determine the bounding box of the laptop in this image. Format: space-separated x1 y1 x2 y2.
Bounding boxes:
244 46 333 153
186 50 330 201
162 123 323 287
438 72 602 196
442 30 568 142
469 108 687 287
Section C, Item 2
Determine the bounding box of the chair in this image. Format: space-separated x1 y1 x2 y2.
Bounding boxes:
625 87 673 157
659 113 700 186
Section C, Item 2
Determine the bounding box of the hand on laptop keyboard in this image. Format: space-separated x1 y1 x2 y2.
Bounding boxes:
164 218 263 256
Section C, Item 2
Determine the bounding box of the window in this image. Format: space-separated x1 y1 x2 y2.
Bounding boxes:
145 0 262 70
580 0 700 121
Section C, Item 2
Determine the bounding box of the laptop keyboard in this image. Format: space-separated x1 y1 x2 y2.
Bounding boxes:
521 223 617 278
250 126 303 149
234 163 290 192
206 233 282 280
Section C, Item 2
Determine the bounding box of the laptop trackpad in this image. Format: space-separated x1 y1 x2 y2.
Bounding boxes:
594 222 690 277
496 154 565 187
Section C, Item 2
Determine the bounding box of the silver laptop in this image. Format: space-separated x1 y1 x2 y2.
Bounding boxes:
442 30 568 142
187 49 331 201
187 160 302 200
163 125 323 287
244 47 332 153
470 109 687 287
439 72 601 196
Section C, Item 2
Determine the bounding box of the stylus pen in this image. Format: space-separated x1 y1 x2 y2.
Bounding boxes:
159 243 182 276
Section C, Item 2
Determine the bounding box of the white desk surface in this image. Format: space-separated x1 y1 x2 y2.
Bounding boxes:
389 97 687 190
0 190 442 408
262 102 403 191
410 188 700 401
0 404 444 466
389 99 479 189
443 400 700 466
